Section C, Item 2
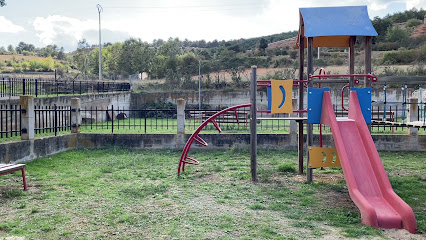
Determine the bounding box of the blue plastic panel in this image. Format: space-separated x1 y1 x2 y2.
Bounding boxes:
267 86 272 111
308 88 329 124
351 87 372 124
300 6 378 37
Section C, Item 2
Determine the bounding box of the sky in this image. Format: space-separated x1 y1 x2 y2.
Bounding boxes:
0 0 425 52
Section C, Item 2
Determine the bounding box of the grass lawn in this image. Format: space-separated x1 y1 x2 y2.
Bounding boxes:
0 149 425 239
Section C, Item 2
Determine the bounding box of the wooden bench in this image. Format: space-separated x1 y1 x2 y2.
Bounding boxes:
0 164 28 191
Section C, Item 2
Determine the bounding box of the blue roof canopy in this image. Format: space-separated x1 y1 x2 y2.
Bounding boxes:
297 6 377 48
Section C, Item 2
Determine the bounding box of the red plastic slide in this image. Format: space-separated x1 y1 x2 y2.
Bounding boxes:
320 90 417 233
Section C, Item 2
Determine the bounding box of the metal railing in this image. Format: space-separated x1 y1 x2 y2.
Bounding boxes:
80 107 177 134
1 103 424 140
0 77 131 98
0 104 21 139
34 105 72 136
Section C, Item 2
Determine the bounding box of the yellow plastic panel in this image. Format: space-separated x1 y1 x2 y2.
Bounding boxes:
308 146 341 168
271 79 293 114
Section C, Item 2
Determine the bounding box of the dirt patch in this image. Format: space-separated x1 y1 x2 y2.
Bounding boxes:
0 237 27 240
382 228 425 239
387 169 422 178
290 173 346 184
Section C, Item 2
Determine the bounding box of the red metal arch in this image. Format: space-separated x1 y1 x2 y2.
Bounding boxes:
178 104 251 175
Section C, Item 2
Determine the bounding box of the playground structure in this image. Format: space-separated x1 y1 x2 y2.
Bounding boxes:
178 6 418 233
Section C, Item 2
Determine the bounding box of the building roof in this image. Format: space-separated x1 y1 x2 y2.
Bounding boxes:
296 6 377 48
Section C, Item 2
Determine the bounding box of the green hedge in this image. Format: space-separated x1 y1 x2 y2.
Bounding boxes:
382 46 426 64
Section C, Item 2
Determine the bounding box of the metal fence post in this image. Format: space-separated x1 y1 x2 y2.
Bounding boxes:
35 79 38 97
20 95 34 140
22 78 26 95
54 104 58 136
71 98 81 133
111 105 114 134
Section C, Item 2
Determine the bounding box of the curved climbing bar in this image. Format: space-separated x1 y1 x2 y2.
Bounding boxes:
178 104 252 175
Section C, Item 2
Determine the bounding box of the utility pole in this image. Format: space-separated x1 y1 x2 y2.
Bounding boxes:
97 4 103 81
198 60 201 110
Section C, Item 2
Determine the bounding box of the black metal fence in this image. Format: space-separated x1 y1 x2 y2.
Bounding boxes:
1 104 425 140
0 104 21 139
80 107 177 134
0 77 131 98
34 105 72 136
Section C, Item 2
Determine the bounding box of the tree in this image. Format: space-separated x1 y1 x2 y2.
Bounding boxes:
15 42 35 54
56 47 66 60
385 26 409 42
7 44 14 54
158 38 182 59
372 16 392 42
77 39 90 49
73 50 89 78
0 0 5 7
150 55 167 79
177 52 198 76
118 38 140 75
258 38 268 52
104 42 122 77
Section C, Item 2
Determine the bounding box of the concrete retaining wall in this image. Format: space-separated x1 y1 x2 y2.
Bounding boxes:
1 133 425 164
130 88 414 110
75 133 426 152
0 134 77 164
1 92 131 109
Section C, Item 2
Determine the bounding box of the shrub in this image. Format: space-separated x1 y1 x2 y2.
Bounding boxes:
406 18 422 27
330 57 344 65
289 50 298 59
382 46 426 64
314 58 328 67
273 57 293 67
22 50 34 56
373 42 398 51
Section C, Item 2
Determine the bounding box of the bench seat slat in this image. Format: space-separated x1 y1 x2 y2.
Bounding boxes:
0 164 25 174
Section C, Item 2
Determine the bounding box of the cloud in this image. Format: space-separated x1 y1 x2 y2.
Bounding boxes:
367 0 426 11
33 15 97 45
0 16 25 33
31 15 132 51
406 0 426 10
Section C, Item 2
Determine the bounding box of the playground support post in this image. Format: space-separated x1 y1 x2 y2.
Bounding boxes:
364 36 372 88
298 35 305 174
306 37 314 183
364 36 372 131
349 36 356 88
250 66 258 182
